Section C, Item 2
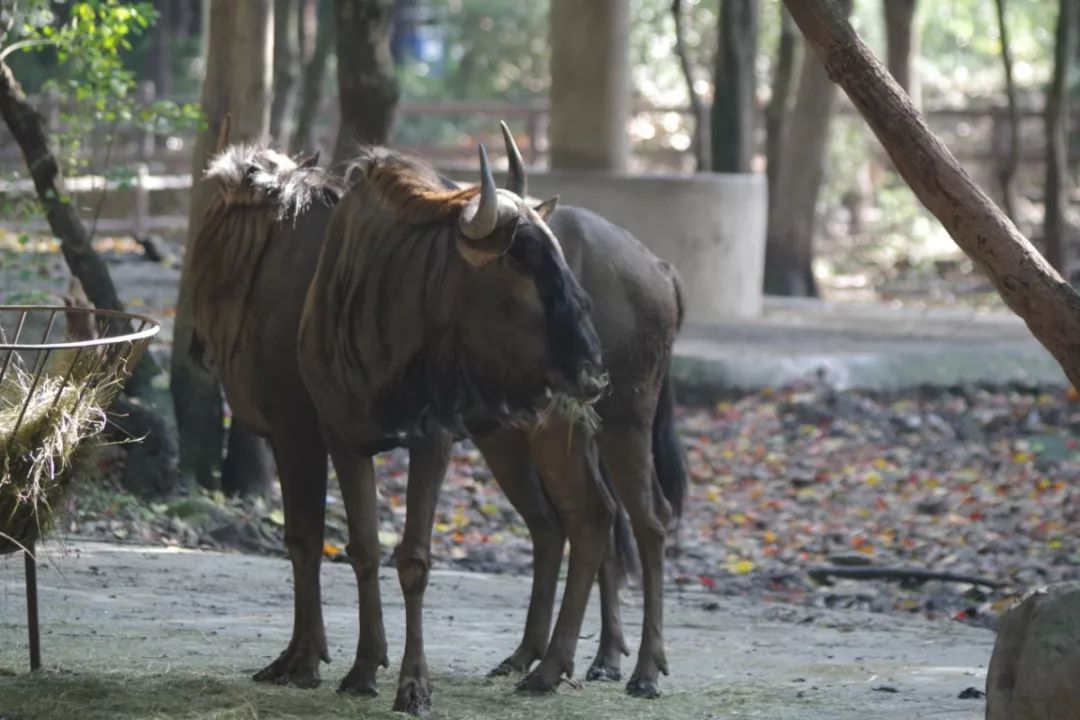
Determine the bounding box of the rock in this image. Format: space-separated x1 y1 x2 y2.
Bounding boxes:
986 582 1080 719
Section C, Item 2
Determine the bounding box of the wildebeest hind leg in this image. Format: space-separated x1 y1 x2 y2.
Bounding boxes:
475 429 565 677
253 428 329 689
585 546 629 681
392 430 453 716
327 438 389 696
518 421 614 694
597 425 671 699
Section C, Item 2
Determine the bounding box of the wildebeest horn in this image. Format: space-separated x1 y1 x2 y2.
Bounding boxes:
298 151 320 169
459 143 498 240
214 113 231 154
500 121 526 198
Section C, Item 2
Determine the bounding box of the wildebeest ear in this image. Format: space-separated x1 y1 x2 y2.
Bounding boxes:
533 195 558 221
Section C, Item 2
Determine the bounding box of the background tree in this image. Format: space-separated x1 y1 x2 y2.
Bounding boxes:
783 0 1080 389
171 0 275 495
332 0 399 163
995 0 1021 222
711 0 759 173
882 0 920 108
764 0 853 297
291 0 333 154
269 0 299 146
765 5 800 245
1043 0 1073 274
673 0 710 170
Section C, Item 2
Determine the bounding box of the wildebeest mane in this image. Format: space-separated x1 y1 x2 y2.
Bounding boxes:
191 144 340 380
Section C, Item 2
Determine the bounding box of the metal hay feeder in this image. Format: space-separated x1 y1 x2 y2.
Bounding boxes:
0 305 159 671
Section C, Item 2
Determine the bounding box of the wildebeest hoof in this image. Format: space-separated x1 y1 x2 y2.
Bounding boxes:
625 675 661 699
516 671 559 695
488 656 531 677
585 657 622 682
392 680 432 716
337 664 379 696
252 651 321 689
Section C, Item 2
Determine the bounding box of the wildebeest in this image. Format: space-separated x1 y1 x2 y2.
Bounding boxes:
473 126 686 699
190 135 605 714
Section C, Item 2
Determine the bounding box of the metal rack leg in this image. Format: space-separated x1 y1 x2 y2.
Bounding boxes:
25 543 40 671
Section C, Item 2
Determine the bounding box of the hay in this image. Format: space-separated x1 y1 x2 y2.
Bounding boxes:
0 360 109 553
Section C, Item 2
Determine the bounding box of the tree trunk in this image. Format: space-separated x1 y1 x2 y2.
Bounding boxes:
549 0 631 171
172 0 274 492
332 0 399 164
1044 0 1073 275
882 0 920 109
146 0 174 96
764 0 851 297
0 59 181 495
995 0 1021 222
765 6 799 227
221 418 276 497
673 0 709 171
270 0 300 146
784 0 1080 390
712 0 760 173
291 0 333 154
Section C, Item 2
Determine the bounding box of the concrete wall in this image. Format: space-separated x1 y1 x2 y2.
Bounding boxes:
447 168 768 322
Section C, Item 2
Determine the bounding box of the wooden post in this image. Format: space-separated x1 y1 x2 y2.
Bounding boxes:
133 163 150 242
137 81 157 162
25 543 40 671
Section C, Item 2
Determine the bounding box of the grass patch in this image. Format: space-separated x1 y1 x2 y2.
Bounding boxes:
0 669 820 720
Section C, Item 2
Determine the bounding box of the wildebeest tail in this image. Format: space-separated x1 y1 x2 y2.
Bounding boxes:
652 368 687 518
599 460 641 586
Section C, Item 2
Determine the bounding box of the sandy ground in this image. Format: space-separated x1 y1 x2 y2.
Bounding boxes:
0 540 994 719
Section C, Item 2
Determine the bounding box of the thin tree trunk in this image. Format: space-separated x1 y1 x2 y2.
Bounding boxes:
766 6 799 229
270 0 300 146
995 0 1021 222
764 0 851 297
784 0 1080 390
712 0 760 173
673 0 709 171
172 0 275 492
146 0 173 96
332 0 399 164
882 0 919 109
0 59 180 495
1044 0 1073 274
290 0 333 154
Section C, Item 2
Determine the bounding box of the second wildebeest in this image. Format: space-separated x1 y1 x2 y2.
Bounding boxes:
190 136 605 714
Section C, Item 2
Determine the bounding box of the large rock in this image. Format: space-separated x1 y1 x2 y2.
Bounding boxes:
987 583 1080 719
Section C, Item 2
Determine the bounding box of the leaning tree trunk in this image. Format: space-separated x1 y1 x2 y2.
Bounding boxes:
673 0 710 171
995 0 1021 222
763 0 851 297
1044 0 1073 275
765 5 800 231
882 0 919 109
291 0 334 154
784 0 1080 390
332 0 399 164
0 59 180 495
712 0 760 173
270 0 300 146
172 0 276 494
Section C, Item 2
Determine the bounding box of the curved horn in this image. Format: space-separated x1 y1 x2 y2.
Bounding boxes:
500 121 526 198
459 143 498 240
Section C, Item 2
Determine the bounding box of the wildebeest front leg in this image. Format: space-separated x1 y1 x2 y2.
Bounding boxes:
475 429 565 677
392 430 452 716
253 428 329 688
518 420 614 694
597 425 672 699
328 439 389 696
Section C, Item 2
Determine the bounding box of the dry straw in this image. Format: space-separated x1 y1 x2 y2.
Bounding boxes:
0 357 110 553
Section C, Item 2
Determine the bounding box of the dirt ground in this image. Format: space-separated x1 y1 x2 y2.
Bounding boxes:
0 540 993 719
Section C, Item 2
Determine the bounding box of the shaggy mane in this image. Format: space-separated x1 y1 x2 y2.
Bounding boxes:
343 146 479 225
206 143 342 221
